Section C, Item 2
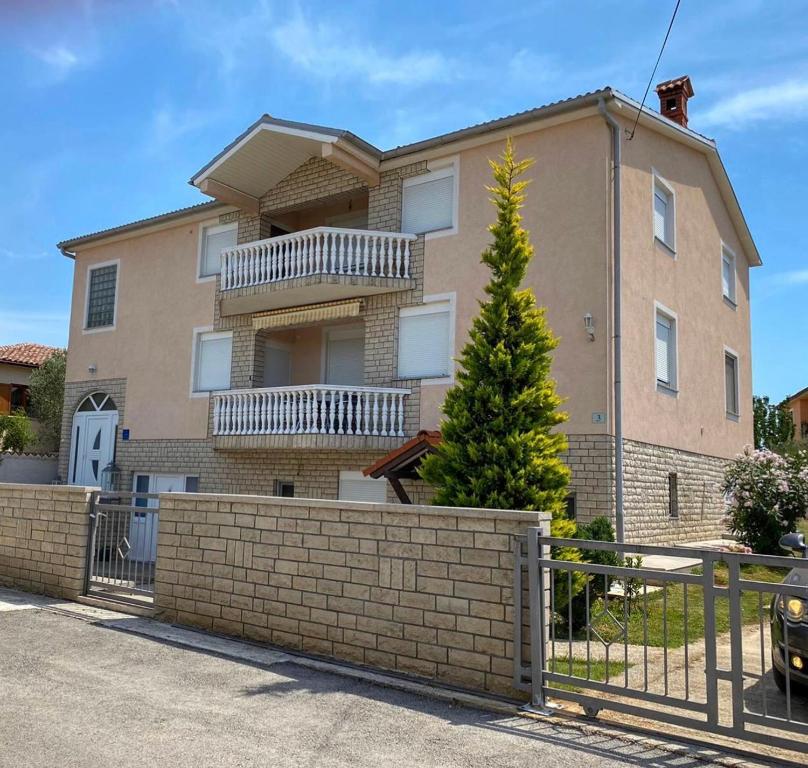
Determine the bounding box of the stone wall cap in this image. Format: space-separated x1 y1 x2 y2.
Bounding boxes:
159 491 550 522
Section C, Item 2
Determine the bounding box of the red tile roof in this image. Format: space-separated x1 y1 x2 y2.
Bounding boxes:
363 431 442 478
0 343 61 368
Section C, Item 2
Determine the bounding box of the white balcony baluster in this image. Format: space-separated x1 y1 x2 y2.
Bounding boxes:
213 385 409 439
220 227 417 290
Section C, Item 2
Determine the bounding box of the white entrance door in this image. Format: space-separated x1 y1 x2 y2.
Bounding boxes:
69 411 118 486
130 474 185 562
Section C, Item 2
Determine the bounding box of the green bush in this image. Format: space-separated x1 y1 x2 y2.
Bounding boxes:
723 446 808 554
0 409 36 453
568 516 621 628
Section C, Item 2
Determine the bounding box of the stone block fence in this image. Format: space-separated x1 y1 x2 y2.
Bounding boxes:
0 482 548 698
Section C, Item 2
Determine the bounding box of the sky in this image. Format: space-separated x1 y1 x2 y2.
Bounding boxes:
0 0 806 401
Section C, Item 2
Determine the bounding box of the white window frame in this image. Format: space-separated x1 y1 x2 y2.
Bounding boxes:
134 473 199 508
721 242 737 308
83 258 120 334
652 170 676 255
189 326 233 397
197 220 238 282
402 156 459 240
654 301 678 395
397 292 456 385
338 470 388 504
724 346 740 420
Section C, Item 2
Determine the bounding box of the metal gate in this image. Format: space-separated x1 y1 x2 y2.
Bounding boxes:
514 527 808 754
85 491 159 604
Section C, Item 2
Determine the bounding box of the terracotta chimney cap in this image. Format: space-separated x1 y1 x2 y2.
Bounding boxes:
655 75 694 98
655 76 694 127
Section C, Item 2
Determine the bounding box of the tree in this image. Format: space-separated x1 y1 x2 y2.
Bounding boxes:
724 446 808 554
753 395 794 450
28 349 66 452
419 140 582 602
0 410 36 453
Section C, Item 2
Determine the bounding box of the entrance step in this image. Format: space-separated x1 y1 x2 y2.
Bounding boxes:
75 594 155 618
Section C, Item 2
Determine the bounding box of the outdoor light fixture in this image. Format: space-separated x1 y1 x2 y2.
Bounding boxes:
100 461 120 492
583 313 595 341
88 363 97 375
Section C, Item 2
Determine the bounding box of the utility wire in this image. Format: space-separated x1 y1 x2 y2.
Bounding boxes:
627 0 683 140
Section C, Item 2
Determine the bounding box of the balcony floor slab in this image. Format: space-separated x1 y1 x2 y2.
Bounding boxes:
213 433 409 452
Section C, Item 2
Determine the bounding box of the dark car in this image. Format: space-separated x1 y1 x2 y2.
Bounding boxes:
771 532 808 693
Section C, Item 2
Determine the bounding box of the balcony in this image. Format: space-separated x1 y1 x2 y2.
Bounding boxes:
212 385 411 451
219 227 417 315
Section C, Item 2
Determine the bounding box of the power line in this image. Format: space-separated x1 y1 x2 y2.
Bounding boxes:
627 0 683 140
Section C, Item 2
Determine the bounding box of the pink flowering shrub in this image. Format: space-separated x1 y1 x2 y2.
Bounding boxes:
723 446 808 554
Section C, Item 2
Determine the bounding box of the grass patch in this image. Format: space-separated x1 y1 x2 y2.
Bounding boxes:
547 655 629 691
559 562 789 649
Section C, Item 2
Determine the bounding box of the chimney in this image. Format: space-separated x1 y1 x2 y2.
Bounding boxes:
655 76 694 128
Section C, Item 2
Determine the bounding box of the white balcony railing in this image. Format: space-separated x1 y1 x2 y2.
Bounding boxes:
213 385 410 438
221 227 417 291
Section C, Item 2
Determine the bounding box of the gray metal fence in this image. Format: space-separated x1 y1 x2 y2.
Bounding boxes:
85 491 159 604
514 528 808 754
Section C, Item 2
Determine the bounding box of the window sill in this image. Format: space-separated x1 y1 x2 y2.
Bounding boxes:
190 390 213 399
656 382 678 397
722 295 737 310
424 226 458 241
82 324 115 335
654 236 676 258
726 411 740 422
396 374 453 386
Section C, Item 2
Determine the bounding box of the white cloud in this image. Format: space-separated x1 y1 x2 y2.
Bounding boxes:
31 45 82 81
0 248 48 263
144 105 212 155
699 80 808 128
270 9 453 87
768 269 808 287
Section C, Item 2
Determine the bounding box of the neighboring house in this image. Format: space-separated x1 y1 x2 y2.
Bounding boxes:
783 388 808 441
0 343 59 418
56 78 759 543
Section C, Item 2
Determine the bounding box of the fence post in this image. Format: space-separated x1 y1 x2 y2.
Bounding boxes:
726 555 746 735
702 552 719 727
525 521 552 712
83 491 98 597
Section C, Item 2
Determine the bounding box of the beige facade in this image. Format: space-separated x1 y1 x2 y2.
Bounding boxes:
57 88 759 542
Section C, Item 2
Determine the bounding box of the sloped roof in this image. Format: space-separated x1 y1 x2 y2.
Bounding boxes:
364 430 441 479
0 343 60 368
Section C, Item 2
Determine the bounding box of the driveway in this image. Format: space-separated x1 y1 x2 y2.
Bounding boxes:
0 589 776 768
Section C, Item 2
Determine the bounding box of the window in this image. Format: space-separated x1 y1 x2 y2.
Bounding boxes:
721 245 736 305
274 480 295 498
192 330 232 393
264 340 292 388
199 222 237 278
564 494 576 521
134 473 199 507
86 262 118 329
338 470 387 503
398 298 453 380
325 327 365 386
402 164 456 236
668 473 679 518
724 351 739 417
652 173 675 252
655 307 677 392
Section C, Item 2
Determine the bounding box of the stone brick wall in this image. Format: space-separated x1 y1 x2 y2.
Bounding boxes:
623 439 728 544
0 483 92 598
155 492 548 697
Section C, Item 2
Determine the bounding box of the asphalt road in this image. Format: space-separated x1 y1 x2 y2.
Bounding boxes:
0 594 753 768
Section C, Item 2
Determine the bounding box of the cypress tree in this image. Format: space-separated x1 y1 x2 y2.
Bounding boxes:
419 140 582 589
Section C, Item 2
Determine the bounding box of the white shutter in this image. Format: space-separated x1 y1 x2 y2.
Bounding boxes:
722 252 735 301
201 224 237 277
402 169 454 235
264 343 291 387
326 333 365 385
338 471 388 503
654 190 668 242
195 332 232 391
655 314 672 385
398 304 450 379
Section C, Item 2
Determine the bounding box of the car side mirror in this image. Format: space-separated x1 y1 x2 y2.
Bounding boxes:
779 532 808 557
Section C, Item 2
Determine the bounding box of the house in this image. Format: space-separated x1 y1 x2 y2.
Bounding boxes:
56 78 759 543
783 388 808 441
0 343 59 417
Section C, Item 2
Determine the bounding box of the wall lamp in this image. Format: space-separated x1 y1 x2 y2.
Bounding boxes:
584 313 595 342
